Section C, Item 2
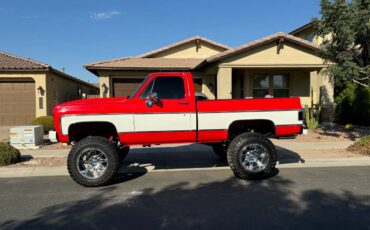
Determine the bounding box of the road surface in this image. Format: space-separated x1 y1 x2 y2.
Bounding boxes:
1 166 370 230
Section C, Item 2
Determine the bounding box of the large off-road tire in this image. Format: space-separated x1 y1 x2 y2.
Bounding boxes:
118 146 130 162
211 144 228 160
227 132 277 180
67 136 120 187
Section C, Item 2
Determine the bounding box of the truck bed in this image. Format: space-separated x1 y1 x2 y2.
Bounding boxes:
196 97 303 141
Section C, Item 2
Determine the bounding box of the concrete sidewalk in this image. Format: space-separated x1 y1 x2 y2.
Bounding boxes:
1 140 369 178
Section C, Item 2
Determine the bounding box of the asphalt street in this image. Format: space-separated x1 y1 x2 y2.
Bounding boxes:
1 166 370 230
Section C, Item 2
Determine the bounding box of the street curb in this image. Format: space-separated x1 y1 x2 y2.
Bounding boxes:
1 156 370 178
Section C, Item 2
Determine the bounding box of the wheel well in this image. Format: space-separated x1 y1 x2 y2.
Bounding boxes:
228 120 275 139
68 122 118 142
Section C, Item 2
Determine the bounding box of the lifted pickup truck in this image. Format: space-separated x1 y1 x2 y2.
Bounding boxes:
53 72 303 187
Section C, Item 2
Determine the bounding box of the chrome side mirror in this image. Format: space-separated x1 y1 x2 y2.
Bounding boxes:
146 92 159 107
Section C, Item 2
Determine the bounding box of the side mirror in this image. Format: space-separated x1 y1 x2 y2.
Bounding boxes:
146 92 159 107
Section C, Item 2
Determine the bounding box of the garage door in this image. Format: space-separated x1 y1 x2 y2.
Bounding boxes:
0 80 36 125
112 78 144 97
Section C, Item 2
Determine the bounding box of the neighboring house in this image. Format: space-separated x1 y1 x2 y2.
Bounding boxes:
0 52 99 125
85 23 334 119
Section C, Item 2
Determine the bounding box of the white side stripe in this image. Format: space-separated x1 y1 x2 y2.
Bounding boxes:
60 110 301 135
198 111 301 130
134 113 196 132
61 114 135 135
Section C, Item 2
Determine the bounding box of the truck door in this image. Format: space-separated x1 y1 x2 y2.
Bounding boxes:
133 74 197 144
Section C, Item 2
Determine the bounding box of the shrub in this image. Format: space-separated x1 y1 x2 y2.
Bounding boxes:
348 136 370 156
31 116 54 134
335 84 370 126
0 143 21 166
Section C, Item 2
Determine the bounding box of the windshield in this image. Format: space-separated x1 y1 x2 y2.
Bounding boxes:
128 76 149 99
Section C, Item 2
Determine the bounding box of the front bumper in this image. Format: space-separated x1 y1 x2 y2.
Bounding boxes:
48 131 58 143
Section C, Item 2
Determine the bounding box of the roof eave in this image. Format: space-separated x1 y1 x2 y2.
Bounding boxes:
84 66 196 71
49 67 99 90
207 34 320 63
136 36 231 58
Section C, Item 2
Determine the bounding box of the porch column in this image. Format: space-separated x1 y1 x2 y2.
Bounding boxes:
216 67 232 99
309 70 319 104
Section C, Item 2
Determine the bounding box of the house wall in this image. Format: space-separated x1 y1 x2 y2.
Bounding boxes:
151 41 225 59
219 41 325 67
46 72 99 115
0 72 47 117
192 72 216 99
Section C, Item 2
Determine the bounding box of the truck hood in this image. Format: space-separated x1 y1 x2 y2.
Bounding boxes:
58 96 128 107
54 96 133 115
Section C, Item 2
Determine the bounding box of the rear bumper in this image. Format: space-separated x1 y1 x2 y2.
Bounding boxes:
275 125 303 137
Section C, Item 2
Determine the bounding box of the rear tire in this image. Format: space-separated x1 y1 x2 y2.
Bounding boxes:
227 132 277 180
67 136 120 187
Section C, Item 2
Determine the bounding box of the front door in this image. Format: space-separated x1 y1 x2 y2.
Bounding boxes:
133 74 196 144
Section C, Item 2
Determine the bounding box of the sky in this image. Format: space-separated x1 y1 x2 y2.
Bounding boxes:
0 0 321 83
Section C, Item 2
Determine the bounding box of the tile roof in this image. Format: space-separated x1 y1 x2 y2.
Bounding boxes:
0 51 49 70
85 32 321 75
84 36 230 70
136 36 231 58
206 32 320 63
0 51 98 89
85 58 205 70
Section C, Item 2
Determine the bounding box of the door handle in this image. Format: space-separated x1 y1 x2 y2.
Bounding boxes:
178 102 189 105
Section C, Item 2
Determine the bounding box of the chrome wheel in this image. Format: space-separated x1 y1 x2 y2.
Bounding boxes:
76 148 108 179
240 143 269 173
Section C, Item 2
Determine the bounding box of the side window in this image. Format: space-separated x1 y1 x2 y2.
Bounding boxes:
151 77 185 99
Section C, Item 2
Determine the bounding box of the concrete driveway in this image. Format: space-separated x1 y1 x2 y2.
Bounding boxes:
0 126 11 142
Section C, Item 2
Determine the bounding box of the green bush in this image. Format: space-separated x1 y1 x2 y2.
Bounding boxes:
31 116 54 134
0 143 21 166
335 84 370 126
348 136 370 156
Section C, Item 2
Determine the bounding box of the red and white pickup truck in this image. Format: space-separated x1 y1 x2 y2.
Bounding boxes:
52 72 304 187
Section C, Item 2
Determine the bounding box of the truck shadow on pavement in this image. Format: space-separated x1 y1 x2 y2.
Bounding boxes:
1 174 369 229
121 144 304 171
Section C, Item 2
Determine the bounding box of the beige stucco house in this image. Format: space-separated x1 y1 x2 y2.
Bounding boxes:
0 52 99 125
85 23 333 118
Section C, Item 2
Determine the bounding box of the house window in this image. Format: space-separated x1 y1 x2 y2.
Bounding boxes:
253 73 290 98
253 74 270 98
272 74 290 97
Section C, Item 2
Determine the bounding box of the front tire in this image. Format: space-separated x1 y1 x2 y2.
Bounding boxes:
227 132 277 180
67 136 120 187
